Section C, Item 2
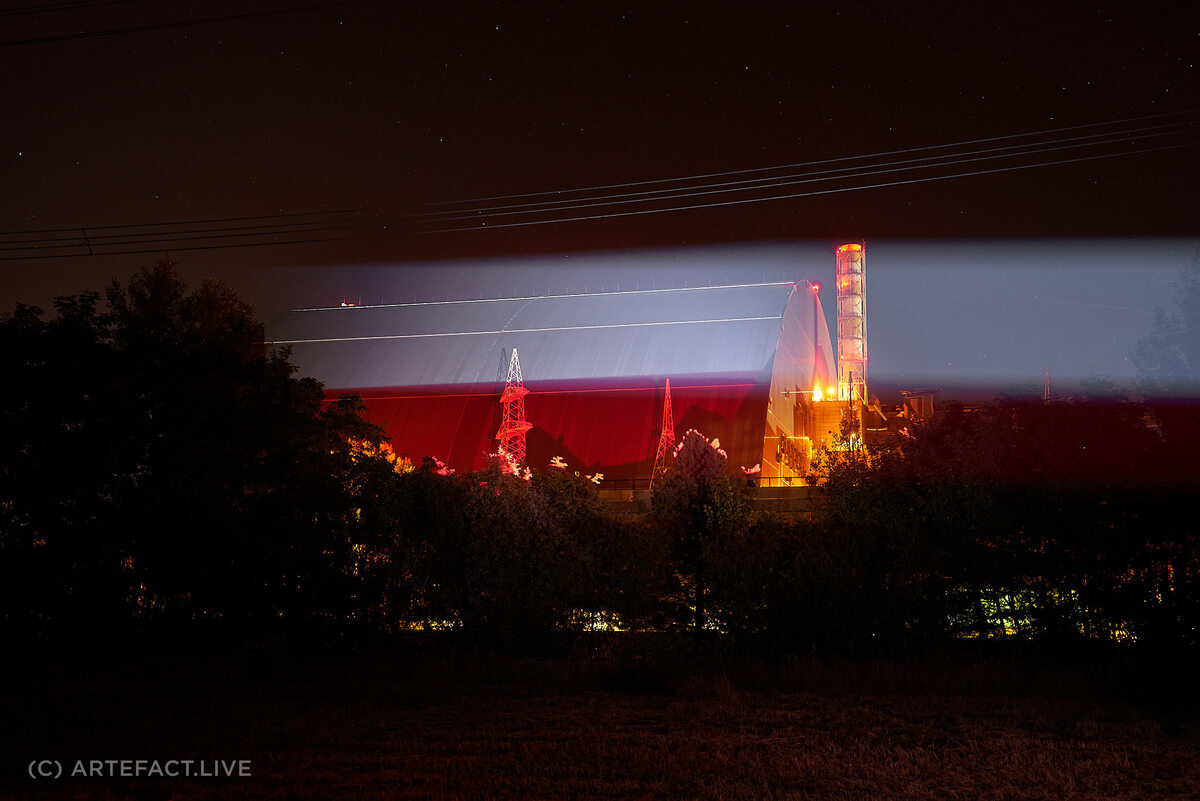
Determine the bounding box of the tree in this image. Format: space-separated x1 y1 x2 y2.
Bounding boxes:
650 430 754 638
0 291 132 637
1132 250 1200 396
0 259 399 644
803 395 1199 650
1132 250 1200 492
388 455 593 652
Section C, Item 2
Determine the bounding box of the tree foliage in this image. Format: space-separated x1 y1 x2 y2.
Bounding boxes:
1132 250 1200 489
0 260 397 643
387 457 665 651
808 399 1197 649
1132 250 1200 396
650 430 755 636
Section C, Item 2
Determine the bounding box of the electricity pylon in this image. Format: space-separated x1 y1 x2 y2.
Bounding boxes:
496 348 532 464
651 377 675 485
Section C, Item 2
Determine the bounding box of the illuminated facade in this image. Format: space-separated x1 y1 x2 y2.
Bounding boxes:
267 280 835 481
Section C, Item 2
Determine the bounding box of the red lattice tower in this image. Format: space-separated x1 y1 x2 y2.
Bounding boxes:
651 378 675 482
496 348 532 465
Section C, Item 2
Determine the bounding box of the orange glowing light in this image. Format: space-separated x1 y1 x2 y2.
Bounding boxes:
812 387 823 402
810 281 822 293
837 243 862 253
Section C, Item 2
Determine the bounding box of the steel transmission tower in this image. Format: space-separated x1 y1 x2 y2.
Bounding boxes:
496 348 532 464
651 378 675 483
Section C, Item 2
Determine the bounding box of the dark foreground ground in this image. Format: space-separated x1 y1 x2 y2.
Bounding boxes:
3 645 1199 800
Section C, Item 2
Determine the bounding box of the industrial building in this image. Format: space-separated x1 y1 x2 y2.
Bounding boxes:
267 245 867 483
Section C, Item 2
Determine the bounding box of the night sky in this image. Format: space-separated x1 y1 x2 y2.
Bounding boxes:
3 2 1198 395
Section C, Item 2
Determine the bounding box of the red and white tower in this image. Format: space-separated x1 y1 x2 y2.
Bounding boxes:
496 348 532 465
835 243 867 403
651 377 675 482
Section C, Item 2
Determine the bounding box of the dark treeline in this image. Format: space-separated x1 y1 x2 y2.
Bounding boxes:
812 400 1199 654
2 261 1198 660
0 261 396 646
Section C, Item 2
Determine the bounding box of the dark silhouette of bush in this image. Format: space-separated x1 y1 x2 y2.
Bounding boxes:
649 430 755 637
807 398 1197 651
387 455 669 652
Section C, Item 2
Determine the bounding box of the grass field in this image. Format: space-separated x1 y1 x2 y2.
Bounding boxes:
6 649 1199 800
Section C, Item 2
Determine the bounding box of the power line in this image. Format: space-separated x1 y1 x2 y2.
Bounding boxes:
415 109 1200 208
0 218 350 249
10 134 1193 255
0 209 370 260
0 223 356 254
420 140 1200 234
404 121 1198 225
0 207 366 238
0 234 350 261
5 112 1195 257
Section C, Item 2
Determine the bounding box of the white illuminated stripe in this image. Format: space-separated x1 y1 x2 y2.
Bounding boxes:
266 315 782 345
291 281 798 312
